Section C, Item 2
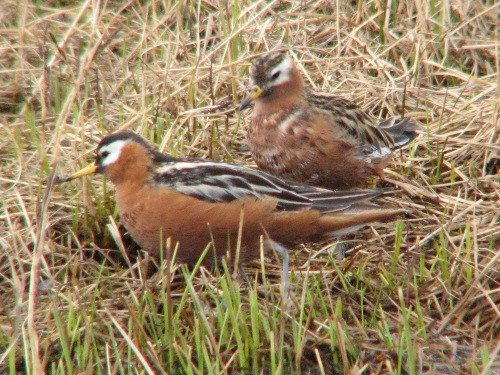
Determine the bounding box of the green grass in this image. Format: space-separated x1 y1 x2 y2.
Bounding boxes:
1 0 499 373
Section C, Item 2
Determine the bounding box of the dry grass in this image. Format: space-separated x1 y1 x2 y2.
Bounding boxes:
1 0 499 374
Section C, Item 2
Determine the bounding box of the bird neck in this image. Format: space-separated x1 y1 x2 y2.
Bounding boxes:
258 68 305 113
104 144 153 187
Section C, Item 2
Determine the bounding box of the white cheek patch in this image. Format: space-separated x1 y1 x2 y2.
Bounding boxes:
270 57 293 86
100 140 127 166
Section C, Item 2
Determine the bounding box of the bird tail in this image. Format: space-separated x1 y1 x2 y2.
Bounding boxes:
320 207 405 237
378 117 418 150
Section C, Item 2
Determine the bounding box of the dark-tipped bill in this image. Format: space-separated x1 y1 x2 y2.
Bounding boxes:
63 164 97 182
238 85 264 111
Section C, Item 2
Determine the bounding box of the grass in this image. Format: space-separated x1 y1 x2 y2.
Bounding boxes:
1 0 499 373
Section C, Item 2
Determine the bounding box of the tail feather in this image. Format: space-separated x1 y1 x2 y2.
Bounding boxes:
320 208 405 237
379 117 418 150
307 188 394 213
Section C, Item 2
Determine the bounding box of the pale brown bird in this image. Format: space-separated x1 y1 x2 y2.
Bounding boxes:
239 51 417 190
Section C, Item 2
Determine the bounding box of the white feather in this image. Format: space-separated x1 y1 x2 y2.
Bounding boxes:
99 140 127 167
270 57 293 86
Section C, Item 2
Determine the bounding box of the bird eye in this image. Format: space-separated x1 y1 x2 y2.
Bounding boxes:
100 151 110 158
271 71 281 80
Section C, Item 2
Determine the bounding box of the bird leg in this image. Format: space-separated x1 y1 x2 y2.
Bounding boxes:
269 240 290 302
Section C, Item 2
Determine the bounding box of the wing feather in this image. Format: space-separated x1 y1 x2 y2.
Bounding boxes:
151 158 389 213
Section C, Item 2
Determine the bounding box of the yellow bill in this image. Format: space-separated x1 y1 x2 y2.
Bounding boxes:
239 84 264 110
63 164 98 182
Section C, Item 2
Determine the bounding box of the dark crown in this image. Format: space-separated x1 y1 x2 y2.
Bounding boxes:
250 51 289 85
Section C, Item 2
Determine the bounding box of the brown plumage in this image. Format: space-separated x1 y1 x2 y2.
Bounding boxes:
239 51 417 189
64 132 403 271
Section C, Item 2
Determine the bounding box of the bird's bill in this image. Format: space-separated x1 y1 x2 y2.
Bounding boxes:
238 85 264 110
64 164 98 181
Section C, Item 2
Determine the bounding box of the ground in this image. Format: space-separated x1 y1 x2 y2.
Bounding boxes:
0 1 499 374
